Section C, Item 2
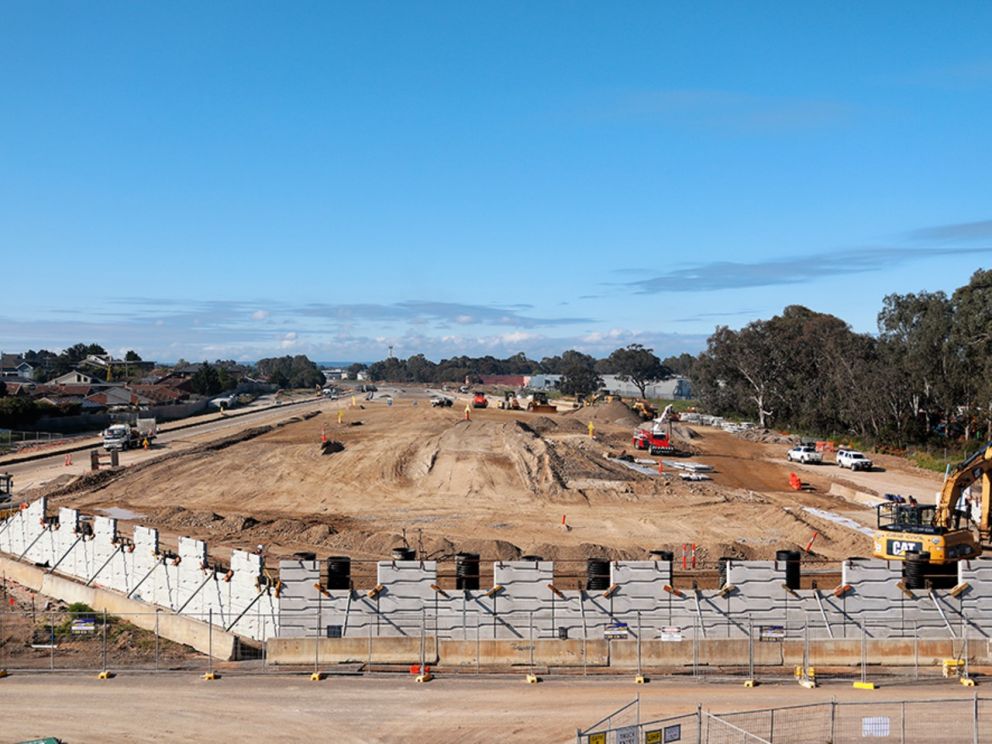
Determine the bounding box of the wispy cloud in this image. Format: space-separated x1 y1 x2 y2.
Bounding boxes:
673 309 761 323
602 89 852 133
907 219 992 242
623 245 991 294
622 215 992 295
298 300 592 328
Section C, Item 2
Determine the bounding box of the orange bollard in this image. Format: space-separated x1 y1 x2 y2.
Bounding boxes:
658 460 665 474
64 453 72 467
464 405 471 421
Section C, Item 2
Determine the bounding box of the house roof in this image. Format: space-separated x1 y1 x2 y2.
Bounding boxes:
128 384 182 404
50 370 102 385
33 384 94 397
1 381 34 395
85 387 154 407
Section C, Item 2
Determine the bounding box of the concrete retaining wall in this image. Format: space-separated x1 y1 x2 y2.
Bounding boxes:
0 497 276 642
274 556 990 643
0 554 237 659
264 636 980 668
6 496 992 658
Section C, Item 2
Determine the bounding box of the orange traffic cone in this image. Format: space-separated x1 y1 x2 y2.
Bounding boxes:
657 459 664 474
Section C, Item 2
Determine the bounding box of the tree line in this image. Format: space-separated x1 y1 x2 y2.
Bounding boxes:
692 267 992 447
361 344 678 398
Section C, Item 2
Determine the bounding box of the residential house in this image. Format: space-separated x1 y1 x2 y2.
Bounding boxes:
0 353 34 379
50 370 101 386
85 387 154 409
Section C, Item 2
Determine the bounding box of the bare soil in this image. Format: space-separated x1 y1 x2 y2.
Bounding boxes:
24 396 945 569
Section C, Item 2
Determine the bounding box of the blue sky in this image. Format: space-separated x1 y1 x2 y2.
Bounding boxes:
2 2 990 363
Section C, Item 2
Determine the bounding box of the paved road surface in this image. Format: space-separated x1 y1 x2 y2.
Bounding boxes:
2 397 337 493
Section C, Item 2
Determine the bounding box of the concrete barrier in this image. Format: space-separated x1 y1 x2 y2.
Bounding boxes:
439 639 609 667
0 554 238 660
266 636 437 665
264 634 987 670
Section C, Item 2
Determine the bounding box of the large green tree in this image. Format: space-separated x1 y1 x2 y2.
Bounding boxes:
606 344 669 399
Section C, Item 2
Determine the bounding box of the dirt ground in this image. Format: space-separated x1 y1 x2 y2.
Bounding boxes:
19 392 946 571
0 673 977 743
0 578 201 671
19 394 939 564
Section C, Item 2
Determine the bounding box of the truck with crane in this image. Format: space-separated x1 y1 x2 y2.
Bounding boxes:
632 404 678 455
102 417 157 451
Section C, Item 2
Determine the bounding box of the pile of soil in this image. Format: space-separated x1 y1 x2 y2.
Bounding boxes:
567 401 642 427
734 428 798 445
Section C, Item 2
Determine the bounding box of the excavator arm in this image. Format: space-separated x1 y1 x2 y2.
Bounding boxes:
934 443 992 538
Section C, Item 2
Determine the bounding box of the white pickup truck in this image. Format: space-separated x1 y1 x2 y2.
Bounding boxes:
836 448 873 471
787 444 822 464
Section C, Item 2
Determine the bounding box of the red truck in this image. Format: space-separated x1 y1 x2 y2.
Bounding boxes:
632 428 674 455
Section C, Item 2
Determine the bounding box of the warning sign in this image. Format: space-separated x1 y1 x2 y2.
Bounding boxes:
587 734 606 744
616 726 637 744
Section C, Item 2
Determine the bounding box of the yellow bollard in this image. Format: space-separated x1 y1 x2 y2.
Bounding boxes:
337 410 344 424
464 405 471 421
587 422 595 438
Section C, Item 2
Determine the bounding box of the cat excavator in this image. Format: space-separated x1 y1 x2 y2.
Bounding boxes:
872 442 992 565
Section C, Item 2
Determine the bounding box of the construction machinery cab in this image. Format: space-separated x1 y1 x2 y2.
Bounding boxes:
631 400 657 421
872 441 991 564
498 391 521 410
0 473 12 504
472 392 488 409
526 391 558 413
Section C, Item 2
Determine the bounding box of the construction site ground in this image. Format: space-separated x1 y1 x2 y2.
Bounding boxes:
8 388 946 578
0 673 978 743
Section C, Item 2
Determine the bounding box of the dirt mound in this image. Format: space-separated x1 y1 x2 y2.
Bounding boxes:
567 401 642 428
391 419 567 498
671 424 699 440
520 416 587 436
734 428 798 445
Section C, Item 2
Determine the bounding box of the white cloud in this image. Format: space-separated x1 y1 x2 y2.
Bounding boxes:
251 310 270 321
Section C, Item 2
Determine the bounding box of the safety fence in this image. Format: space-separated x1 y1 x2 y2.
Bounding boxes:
4 604 990 687
0 608 270 675
578 696 992 744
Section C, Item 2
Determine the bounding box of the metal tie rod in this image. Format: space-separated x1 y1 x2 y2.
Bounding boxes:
46 534 84 574
929 590 957 638
16 525 50 562
85 545 124 586
225 588 267 632
126 557 164 599
175 570 217 614
813 588 834 639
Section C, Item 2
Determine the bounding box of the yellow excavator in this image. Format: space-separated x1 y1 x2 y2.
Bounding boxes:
872 442 992 565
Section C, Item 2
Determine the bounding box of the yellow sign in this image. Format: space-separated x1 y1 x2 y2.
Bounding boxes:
588 735 606 744
646 731 663 744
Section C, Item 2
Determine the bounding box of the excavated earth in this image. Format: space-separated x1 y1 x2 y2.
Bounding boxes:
32 396 946 571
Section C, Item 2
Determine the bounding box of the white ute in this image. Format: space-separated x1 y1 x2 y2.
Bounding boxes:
787 444 822 464
836 448 873 471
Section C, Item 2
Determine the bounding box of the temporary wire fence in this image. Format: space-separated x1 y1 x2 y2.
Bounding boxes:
0 601 987 683
578 696 992 744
